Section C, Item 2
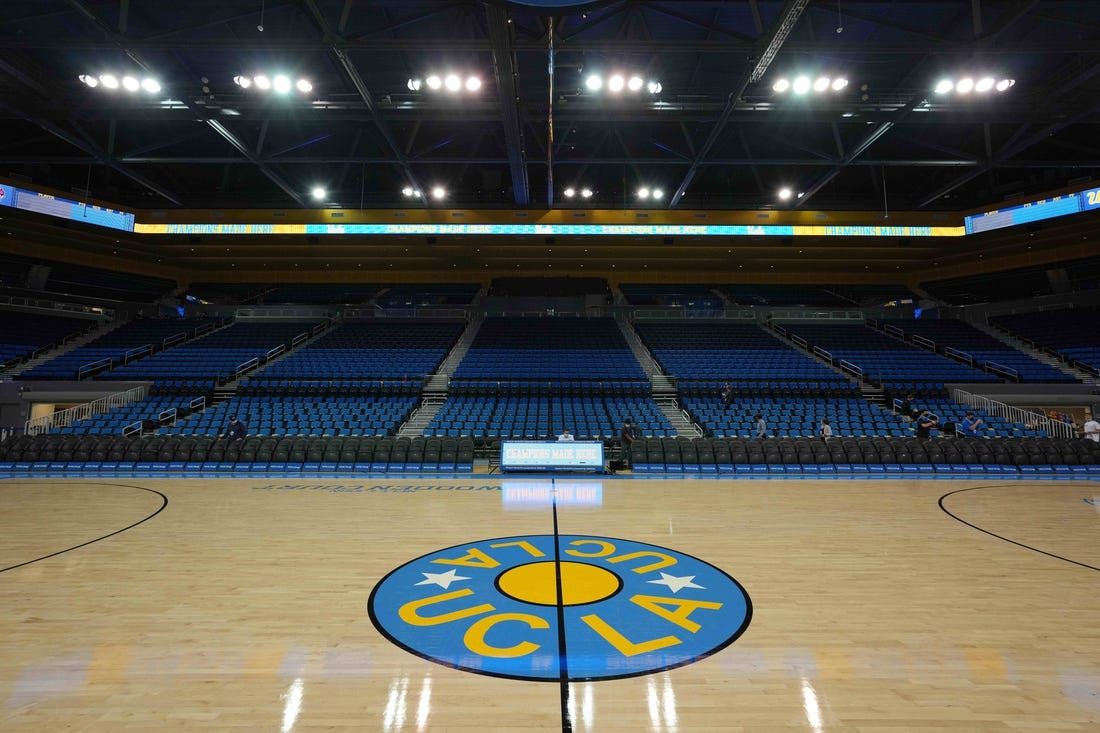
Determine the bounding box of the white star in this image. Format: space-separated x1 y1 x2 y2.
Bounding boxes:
415 568 471 590
646 573 705 594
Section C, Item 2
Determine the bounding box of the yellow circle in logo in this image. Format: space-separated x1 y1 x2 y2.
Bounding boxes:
497 561 621 606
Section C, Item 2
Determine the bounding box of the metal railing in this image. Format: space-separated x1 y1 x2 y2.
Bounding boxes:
769 309 864 320
235 357 260 377
77 357 114 379
984 361 1019 382
812 346 832 361
838 360 864 379
24 385 149 436
791 334 809 349
943 346 974 367
951 387 1077 439
884 324 905 338
123 344 152 364
912 334 936 351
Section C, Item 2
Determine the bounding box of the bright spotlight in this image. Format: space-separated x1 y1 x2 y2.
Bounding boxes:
407 78 422 91
580 188 593 198
996 78 1015 92
773 78 790 93
564 187 576 198
651 188 664 200
296 79 313 93
444 74 461 92
628 75 643 91
637 187 650 199
608 74 625 92
141 78 161 94
792 76 811 94
121 75 139 92
311 187 327 200
975 77 995 92
99 74 119 89
814 76 830 92
956 77 974 93
646 81 662 94
79 74 99 88
934 79 953 94
254 75 271 90
426 75 442 90
465 76 481 92
273 75 292 94
778 187 793 200
431 186 446 199
401 186 414 197
234 75 252 89
831 77 848 91
585 74 602 91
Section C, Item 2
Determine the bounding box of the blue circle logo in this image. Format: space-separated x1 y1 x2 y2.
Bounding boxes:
368 535 752 681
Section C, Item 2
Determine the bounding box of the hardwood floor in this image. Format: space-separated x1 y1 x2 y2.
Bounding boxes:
1 477 1098 731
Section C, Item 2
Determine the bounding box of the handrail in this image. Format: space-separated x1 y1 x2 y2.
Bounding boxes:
158 407 177 425
985 361 1020 382
838 359 864 378
812 346 832 360
791 334 809 349
194 321 216 337
943 346 974 366
163 332 187 349
265 344 285 360
291 332 309 347
235 357 259 376
772 323 788 337
883 324 905 338
1071 358 1099 376
311 322 327 335
77 357 114 379
864 317 880 330
189 396 206 410
912 334 936 351
24 384 149 435
951 387 1076 439
123 344 152 364
123 421 143 437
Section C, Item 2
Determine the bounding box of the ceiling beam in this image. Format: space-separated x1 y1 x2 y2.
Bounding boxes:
486 4 530 207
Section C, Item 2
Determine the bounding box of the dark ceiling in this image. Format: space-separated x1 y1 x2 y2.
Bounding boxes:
1 0 1100 214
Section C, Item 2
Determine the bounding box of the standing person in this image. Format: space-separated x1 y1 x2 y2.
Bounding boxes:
754 414 768 439
619 418 638 467
721 382 733 407
1083 412 1099 443
915 410 937 440
819 419 833 439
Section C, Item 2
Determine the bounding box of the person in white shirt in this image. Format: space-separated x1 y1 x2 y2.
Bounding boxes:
1083 413 1100 443
557 428 575 442
819 419 833 439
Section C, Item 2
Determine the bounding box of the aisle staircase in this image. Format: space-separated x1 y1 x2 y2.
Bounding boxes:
975 321 1099 385
3 318 127 377
398 396 448 438
655 397 703 437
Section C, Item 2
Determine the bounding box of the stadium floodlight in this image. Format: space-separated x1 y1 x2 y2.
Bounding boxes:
141 78 161 94
564 187 576 198
934 79 953 94
637 187 651 199
813 76 830 92
608 74 625 92
646 81 662 94
975 77 995 92
407 78 422 91
254 75 271 90
426 75 442 90
585 74 603 91
431 186 446 199
273 75 292 94
79 74 99 88
465 76 481 92
956 77 974 93
122 76 140 92
651 188 664 200
444 74 461 92
792 76 811 94
778 187 793 200
311 187 327 200
996 78 1015 92
628 76 643 91
773 78 790 93
99 74 120 89
831 77 848 91
296 79 313 93
580 187 593 198
234 75 252 88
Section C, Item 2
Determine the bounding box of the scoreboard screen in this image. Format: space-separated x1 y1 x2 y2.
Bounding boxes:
965 187 1100 234
0 183 135 232
500 441 604 472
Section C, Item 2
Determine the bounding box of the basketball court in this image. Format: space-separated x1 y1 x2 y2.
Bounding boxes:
2 475 1099 731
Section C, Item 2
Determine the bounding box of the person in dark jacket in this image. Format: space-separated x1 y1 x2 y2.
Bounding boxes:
225 416 247 441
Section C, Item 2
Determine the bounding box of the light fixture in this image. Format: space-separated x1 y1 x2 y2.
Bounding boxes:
431 186 446 199
99 74 119 89
646 81 662 94
121 75 140 92
407 78 422 91
564 187 576 198
956 77 974 93
273 75 292 94
608 74 625 92
792 76 812 94
773 78 790 93
402 186 419 197
426 75 442 90
651 188 664 200
254 75 271 90
234 75 252 89
296 79 313 93
444 74 461 92
813 76 830 92
778 187 793 200
628 76 643 91
465 76 481 92
581 188 593 199
311 186 327 200
975 76 995 92
141 78 161 93
831 77 848 91
79 74 99 88
637 187 651 199
934 79 953 94
585 74 602 91
996 78 1015 92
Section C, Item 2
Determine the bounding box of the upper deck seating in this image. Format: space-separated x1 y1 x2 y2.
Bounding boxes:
0 310 92 366
619 284 721 310
375 283 480 308
991 309 1100 372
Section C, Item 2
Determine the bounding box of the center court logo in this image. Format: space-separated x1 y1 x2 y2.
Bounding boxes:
368 535 751 681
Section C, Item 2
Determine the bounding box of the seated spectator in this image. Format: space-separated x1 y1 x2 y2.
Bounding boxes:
225 416 247 441
916 411 938 440
959 413 985 437
557 428 575 442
